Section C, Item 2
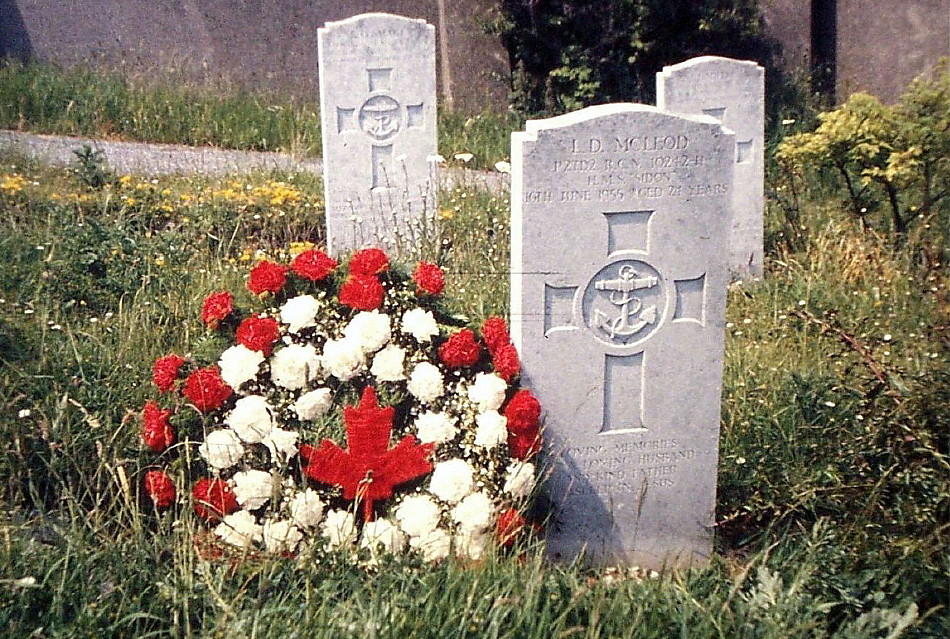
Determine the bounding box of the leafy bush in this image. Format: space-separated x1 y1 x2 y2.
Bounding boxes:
493 0 784 116
775 62 950 240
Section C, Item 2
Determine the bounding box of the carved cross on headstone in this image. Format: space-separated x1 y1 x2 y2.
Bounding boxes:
542 209 706 434
335 67 427 190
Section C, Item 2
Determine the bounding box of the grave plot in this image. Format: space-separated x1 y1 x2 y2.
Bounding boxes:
318 13 437 255
511 104 735 569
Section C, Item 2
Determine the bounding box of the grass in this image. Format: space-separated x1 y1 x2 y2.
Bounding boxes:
0 61 518 169
0 80 948 636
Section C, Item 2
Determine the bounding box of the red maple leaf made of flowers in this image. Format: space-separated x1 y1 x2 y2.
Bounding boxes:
300 387 434 522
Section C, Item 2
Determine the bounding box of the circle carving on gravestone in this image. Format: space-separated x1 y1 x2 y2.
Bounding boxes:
581 259 666 347
358 95 402 143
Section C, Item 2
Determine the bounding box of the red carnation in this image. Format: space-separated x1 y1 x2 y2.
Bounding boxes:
503 389 541 433
481 316 511 355
142 400 175 453
183 366 233 413
412 261 445 296
192 478 239 521
496 508 526 547
504 389 541 459
438 329 481 368
247 260 288 295
144 470 176 509
236 314 280 356
508 428 541 460
349 247 389 275
152 353 186 392
291 248 337 281
338 273 384 310
200 291 233 329
492 343 521 381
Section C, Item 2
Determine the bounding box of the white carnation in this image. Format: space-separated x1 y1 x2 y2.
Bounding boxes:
467 373 508 412
322 337 365 381
370 344 406 382
279 295 320 333
262 519 303 554
451 492 495 533
294 388 333 420
503 461 536 499
226 395 274 444
218 344 264 390
288 489 325 529
414 411 458 444
473 410 508 449
429 459 474 504
322 509 356 549
231 469 274 510
198 428 243 470
360 518 405 555
270 343 321 390
214 510 262 548
455 530 491 561
262 427 298 462
410 528 451 562
407 362 444 403
395 494 442 537
343 311 391 354
400 308 439 343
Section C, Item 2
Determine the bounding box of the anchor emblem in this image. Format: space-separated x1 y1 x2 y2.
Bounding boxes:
591 264 659 340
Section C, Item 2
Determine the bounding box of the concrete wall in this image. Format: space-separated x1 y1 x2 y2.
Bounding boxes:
760 0 949 103
837 0 949 102
0 0 510 114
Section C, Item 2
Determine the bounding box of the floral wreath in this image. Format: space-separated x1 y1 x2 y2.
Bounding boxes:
139 247 540 563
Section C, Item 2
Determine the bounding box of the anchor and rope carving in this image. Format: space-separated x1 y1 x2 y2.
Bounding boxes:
591 264 659 340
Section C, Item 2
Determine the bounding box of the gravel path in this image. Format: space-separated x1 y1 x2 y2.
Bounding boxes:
0 129 508 192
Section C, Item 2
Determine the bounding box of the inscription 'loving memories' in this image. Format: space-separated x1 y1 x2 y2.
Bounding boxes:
561 439 697 493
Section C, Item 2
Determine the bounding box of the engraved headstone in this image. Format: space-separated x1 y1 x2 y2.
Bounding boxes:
511 104 735 569
318 13 437 255
657 56 764 279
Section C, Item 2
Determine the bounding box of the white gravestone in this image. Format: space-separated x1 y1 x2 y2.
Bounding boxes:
511 104 734 569
657 56 764 279
318 13 438 255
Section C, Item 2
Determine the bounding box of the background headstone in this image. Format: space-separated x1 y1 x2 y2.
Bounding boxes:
318 13 437 255
657 56 764 279
511 104 734 569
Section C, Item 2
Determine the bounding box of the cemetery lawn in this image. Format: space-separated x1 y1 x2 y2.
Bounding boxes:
0 62 520 170
0 150 947 638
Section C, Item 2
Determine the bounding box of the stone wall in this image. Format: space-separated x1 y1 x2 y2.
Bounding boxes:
0 0 510 114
